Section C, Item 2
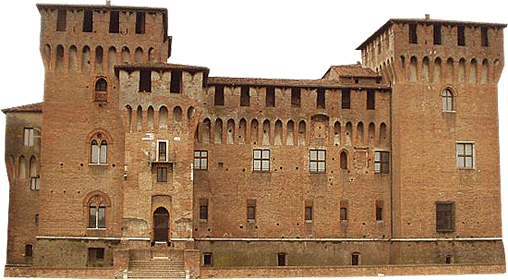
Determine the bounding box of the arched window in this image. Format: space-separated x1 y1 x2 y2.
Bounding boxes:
442 88 455 112
88 196 106 229
90 134 107 164
340 151 348 170
94 78 108 102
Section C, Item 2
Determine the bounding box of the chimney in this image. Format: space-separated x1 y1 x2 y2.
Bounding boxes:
106 0 111 6
425 14 430 20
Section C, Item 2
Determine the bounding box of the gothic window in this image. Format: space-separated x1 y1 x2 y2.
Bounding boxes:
442 88 455 112
88 196 106 229
90 134 107 164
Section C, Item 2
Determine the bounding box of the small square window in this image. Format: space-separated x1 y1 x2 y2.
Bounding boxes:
194 150 208 170
456 142 474 169
253 149 270 171
309 149 326 173
374 151 389 174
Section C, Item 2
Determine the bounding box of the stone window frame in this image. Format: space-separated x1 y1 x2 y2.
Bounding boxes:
84 191 111 231
157 140 168 162
456 141 475 170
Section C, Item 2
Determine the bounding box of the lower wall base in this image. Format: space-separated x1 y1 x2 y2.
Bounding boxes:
4 264 505 279
201 264 506 278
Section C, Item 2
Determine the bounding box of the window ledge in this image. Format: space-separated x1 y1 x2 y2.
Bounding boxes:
252 170 270 173
377 220 384 224
199 219 208 223
457 167 475 170
247 219 256 224
87 228 106 230
305 220 313 224
436 229 455 233
194 169 208 171
442 110 456 113
89 163 108 166
309 171 326 174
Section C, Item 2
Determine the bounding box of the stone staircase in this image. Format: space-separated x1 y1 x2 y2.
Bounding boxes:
127 259 186 279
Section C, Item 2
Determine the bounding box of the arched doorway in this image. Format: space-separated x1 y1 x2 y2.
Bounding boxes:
153 207 169 242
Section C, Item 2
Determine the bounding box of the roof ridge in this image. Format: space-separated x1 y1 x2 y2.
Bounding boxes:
2 102 43 114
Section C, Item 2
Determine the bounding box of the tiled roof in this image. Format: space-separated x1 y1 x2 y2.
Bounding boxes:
208 76 389 89
2 102 43 114
115 62 209 73
324 65 380 79
36 3 167 13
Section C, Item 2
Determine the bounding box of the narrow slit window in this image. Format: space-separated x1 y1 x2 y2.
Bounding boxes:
481 27 489 47
56 9 67 31
139 70 151 92
158 141 167 162
24 128 34 146
247 199 256 221
170 71 182 93
109 11 120 33
135 12 146 34
83 9 93 33
340 207 348 221
199 199 209 220
457 25 465 46
203 253 213 267
277 253 286 266
409 24 417 44
291 88 301 108
317 88 326 109
433 24 442 45
376 200 383 221
352 253 360 265
342 89 351 109
367 90 375 110
305 206 313 221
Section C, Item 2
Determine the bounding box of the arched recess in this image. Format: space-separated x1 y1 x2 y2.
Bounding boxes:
108 46 117 74
298 120 306 146
238 118 247 144
82 45 91 73
274 120 283 145
148 47 155 62
159 106 168 130
286 120 295 145
262 119 271 145
18 155 26 179
227 119 235 144
187 107 195 123
356 122 364 145
458 58 466 83
446 58 454 83
469 59 478 84
95 46 104 74
135 47 143 63
147 106 154 130
340 150 348 170
215 118 223 144
368 122 375 146
251 119 259 145
121 47 130 63
379 122 388 146
345 122 352 146
202 118 212 144
433 57 442 83
173 106 182 122
422 56 430 82
136 105 143 131
409 56 417 82
56 44 64 72
125 105 132 132
333 121 341 146
7 155 15 180
494 59 501 83
481 59 489 84
44 44 52 70
400 55 406 79
69 45 77 72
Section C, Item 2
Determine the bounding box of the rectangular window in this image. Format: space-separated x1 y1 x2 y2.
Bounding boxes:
436 202 455 232
56 9 67 31
240 86 250 106
214 85 224 106
135 12 145 34
433 24 442 45
98 206 105 228
247 199 256 221
199 199 208 220
409 24 418 44
194 150 208 170
352 253 359 265
170 71 182 93
157 167 168 182
109 11 120 33
266 87 275 107
367 90 375 110
253 149 270 171
456 142 474 169
203 252 213 267
309 149 326 173
157 141 167 162
89 205 97 228
35 214 39 225
340 207 348 221
24 128 34 146
374 151 389 174
317 88 326 109
342 89 351 109
457 25 465 46
30 176 40 190
376 200 383 221
481 27 489 47
88 248 105 262
291 88 301 108
25 245 33 258
139 70 151 92
305 204 313 222
277 253 286 266
83 9 93 32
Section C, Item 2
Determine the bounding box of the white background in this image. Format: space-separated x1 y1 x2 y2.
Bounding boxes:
0 1 507 280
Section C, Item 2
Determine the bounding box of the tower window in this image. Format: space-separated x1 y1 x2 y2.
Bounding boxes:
170 71 182 93
376 200 383 221
253 149 270 171
157 141 167 162
203 253 213 267
409 24 418 44
367 90 375 110
156 167 167 182
56 9 67 31
340 207 348 221
194 150 208 170
456 142 474 169
277 253 286 266
24 128 34 146
342 89 351 109
305 205 313 221
433 24 442 45
457 25 465 46
436 202 455 232
374 151 389 174
317 88 326 109
109 11 119 33
135 12 146 34
266 87 275 107
247 199 256 221
442 88 454 111
214 86 224 106
481 27 489 47
291 88 301 108
139 70 151 92
199 199 209 220
94 78 108 102
83 9 93 33
25 244 33 258
240 86 250 106
309 149 326 173
352 253 360 265
90 135 107 164
88 196 107 229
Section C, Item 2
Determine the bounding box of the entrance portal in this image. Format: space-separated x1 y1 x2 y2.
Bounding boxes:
153 207 169 242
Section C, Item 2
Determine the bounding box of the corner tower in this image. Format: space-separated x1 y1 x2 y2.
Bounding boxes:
358 18 506 264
